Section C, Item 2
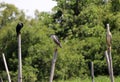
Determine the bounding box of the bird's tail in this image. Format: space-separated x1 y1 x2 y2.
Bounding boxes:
17 32 20 37
59 44 62 48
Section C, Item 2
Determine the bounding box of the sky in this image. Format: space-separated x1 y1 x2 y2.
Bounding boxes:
0 0 57 17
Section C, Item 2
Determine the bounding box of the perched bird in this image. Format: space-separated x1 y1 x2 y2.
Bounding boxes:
16 23 23 36
106 24 112 50
50 34 62 48
103 0 108 4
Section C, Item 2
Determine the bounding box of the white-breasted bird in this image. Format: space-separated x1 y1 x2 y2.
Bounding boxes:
106 24 112 49
50 34 62 48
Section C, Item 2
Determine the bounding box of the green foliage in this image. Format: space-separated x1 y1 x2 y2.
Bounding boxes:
55 39 87 80
0 3 19 28
52 0 120 79
0 0 120 82
55 76 120 82
111 0 120 12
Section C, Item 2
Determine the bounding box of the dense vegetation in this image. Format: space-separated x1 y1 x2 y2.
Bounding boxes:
0 0 120 82
56 76 120 82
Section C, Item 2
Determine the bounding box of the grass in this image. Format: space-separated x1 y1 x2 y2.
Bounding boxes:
54 76 120 82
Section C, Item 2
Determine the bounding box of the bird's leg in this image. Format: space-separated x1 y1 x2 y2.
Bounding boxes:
109 46 111 51
107 46 111 53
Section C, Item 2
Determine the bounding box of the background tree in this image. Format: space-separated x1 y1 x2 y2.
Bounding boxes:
0 0 120 81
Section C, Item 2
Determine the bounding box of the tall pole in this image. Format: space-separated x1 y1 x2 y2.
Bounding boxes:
108 48 114 82
105 51 110 76
50 34 62 82
106 23 114 82
0 77 3 82
49 48 58 82
91 62 94 82
18 33 22 82
2 53 11 82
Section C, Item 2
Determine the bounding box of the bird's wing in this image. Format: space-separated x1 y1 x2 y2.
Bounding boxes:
55 35 60 43
106 32 112 46
51 35 62 48
109 32 112 44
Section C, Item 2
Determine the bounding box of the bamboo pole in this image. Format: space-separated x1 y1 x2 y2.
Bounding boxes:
18 34 22 82
108 48 114 82
91 62 94 82
49 48 58 82
105 23 114 82
2 53 11 82
0 77 3 82
105 49 114 82
105 51 110 76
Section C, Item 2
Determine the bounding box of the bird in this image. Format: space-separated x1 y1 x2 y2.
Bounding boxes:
106 24 112 50
16 22 23 36
50 34 62 48
103 0 108 4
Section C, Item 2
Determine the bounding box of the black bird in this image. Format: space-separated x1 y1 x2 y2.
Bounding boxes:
16 23 23 36
50 34 62 48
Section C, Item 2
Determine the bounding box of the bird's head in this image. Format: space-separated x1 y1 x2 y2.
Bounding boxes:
19 22 23 27
106 23 110 31
50 34 55 39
